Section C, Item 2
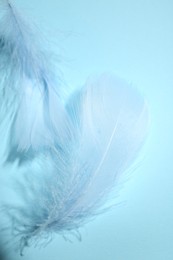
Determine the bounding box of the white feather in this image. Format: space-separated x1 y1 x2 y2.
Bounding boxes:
2 74 149 254
0 0 67 159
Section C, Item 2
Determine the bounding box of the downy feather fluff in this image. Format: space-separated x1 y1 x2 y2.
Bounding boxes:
0 0 68 162
0 1 149 255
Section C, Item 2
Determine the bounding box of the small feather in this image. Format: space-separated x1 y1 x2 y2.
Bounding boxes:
0 1 68 162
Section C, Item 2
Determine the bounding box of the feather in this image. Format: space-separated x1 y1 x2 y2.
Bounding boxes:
0 0 68 162
0 1 149 255
2 75 149 255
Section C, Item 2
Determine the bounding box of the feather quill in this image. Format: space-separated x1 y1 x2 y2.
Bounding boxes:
0 1 149 255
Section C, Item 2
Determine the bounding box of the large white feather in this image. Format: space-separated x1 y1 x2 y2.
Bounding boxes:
2 75 149 254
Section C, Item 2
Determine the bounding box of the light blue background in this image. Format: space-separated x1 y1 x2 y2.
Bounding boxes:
2 0 173 259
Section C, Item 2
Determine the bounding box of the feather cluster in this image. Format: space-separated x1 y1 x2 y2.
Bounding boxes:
0 0 149 255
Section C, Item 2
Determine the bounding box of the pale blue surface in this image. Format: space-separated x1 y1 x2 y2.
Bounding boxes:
1 0 173 259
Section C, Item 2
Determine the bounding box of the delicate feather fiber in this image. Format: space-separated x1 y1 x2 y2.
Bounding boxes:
0 0 67 158
0 1 149 255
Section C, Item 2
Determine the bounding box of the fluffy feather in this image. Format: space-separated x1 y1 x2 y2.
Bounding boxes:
2 75 149 255
0 1 149 255
0 0 67 162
